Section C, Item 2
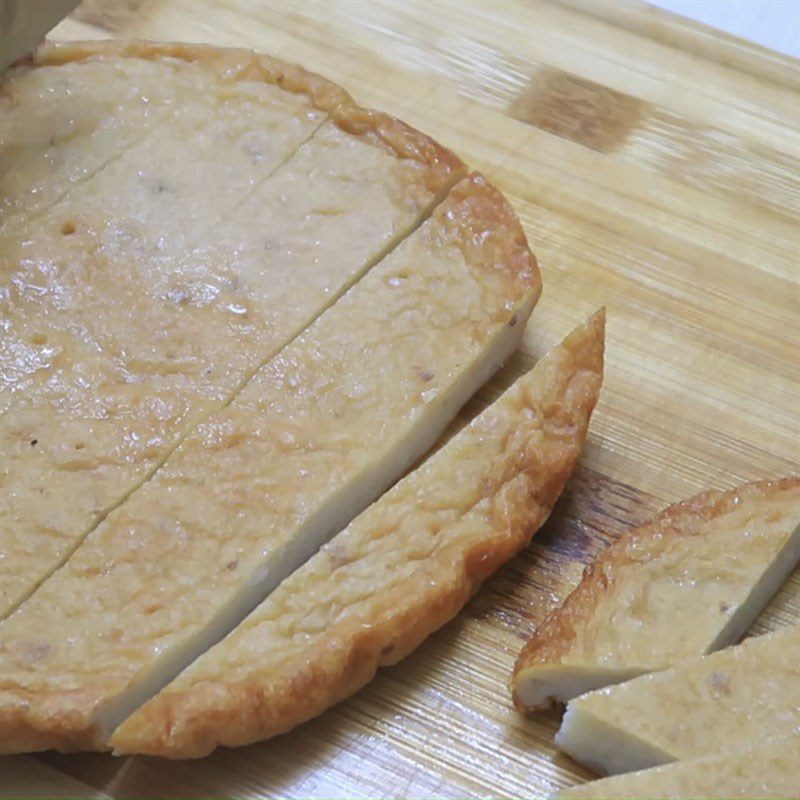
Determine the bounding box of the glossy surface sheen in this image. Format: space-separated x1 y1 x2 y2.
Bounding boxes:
1 56 180 220
0 178 536 748
558 624 800 773
111 312 600 756
7 0 800 796
0 52 446 616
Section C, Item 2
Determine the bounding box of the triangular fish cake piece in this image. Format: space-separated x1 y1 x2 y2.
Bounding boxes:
555 623 800 776
513 477 800 709
110 311 604 758
556 733 800 799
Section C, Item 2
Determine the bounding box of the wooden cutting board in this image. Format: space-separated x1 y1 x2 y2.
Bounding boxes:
4 1 798 797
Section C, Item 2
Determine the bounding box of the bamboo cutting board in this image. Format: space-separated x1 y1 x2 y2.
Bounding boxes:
4 1 799 797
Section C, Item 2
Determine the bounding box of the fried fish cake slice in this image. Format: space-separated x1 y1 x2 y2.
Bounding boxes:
513 478 800 709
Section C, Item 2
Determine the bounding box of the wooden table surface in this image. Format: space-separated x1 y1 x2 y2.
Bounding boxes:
3 1 799 797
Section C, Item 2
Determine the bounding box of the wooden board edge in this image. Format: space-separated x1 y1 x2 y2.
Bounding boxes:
560 0 800 90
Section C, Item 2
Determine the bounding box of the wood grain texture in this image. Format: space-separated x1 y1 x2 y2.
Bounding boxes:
0 756 108 798
11 0 800 796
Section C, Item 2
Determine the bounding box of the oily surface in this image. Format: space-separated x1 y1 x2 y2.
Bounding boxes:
0 45 462 616
0 175 539 751
112 312 602 757
1 55 183 221
567 623 800 759
9 0 800 796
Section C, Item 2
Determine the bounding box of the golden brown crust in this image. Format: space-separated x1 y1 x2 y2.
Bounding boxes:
0 687 105 754
31 39 353 111
1 44 527 757
1 170 539 755
30 40 466 191
429 172 542 308
512 476 800 706
0 174 536 755
110 310 604 758
333 104 467 195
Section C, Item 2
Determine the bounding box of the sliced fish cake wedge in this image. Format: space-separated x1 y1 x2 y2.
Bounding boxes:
555 623 800 776
556 733 800 799
0 173 540 753
1 42 465 617
513 477 800 709
110 309 604 758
